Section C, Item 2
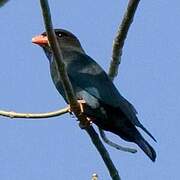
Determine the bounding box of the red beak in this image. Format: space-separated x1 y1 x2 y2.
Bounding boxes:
32 35 48 45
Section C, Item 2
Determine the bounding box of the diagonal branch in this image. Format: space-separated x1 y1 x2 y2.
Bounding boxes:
86 126 120 180
40 0 77 113
108 0 140 80
39 0 121 179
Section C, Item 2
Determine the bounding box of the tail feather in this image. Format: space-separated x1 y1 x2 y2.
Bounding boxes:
135 136 156 162
139 125 157 142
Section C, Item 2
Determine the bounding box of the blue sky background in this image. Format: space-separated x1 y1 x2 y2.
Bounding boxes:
0 1 179 179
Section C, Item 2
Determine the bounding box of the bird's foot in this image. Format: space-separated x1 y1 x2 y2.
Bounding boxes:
77 100 94 126
77 99 86 113
67 99 93 128
79 116 93 129
67 99 86 114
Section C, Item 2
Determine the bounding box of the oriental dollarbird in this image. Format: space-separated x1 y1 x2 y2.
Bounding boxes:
32 29 156 162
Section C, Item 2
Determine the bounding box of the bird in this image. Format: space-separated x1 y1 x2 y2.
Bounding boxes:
32 29 156 162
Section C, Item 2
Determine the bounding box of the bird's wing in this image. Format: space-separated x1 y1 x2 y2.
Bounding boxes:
66 53 156 141
67 53 137 117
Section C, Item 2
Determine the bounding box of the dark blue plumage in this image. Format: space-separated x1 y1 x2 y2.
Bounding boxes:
32 29 156 161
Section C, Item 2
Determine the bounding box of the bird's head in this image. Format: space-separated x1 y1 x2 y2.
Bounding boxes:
32 29 84 61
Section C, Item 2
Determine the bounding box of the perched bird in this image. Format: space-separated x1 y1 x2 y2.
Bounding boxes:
32 29 156 161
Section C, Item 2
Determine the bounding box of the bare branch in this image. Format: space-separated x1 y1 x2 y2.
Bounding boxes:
108 0 140 80
99 128 137 153
39 0 121 179
0 107 69 119
86 127 121 180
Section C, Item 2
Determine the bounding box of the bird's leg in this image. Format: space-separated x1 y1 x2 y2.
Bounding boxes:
76 100 93 126
77 99 86 113
67 99 86 114
77 100 94 125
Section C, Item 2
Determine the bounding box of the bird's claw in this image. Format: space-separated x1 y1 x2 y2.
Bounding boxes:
67 99 93 128
67 99 86 114
77 99 86 114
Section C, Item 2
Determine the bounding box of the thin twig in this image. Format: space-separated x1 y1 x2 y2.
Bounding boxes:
39 0 121 179
99 128 137 153
108 0 140 80
0 107 69 119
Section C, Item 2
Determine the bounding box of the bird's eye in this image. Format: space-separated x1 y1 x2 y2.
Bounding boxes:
58 33 62 37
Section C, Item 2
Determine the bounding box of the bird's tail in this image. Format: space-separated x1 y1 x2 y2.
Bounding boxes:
135 134 156 162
